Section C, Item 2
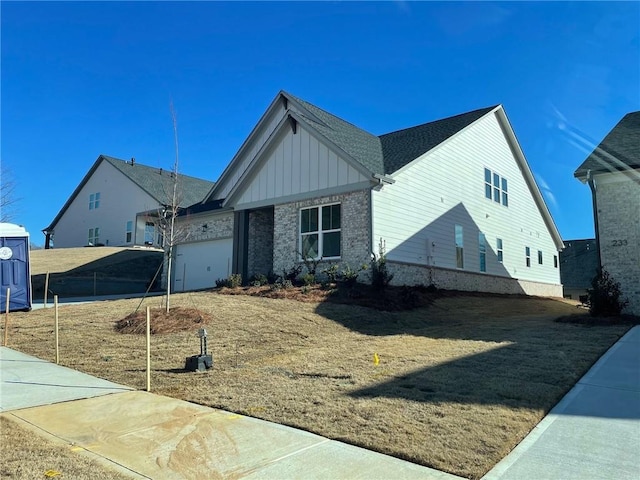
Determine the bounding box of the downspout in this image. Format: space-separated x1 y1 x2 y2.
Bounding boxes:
586 170 602 273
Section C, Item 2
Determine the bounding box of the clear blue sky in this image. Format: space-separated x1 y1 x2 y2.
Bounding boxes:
2 1 638 246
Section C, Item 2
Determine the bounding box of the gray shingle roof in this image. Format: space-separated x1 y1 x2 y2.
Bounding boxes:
103 156 214 207
286 93 385 174
379 106 498 174
575 111 640 179
284 92 496 175
44 155 214 232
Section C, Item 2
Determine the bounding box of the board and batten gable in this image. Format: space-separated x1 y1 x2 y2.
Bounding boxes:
231 122 371 209
52 160 162 248
372 108 561 290
211 98 288 201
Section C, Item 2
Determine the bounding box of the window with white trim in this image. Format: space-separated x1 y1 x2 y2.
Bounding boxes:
88 227 100 246
554 255 558 268
479 232 487 272
525 246 531 267
300 204 341 260
144 222 155 245
497 238 504 263
455 224 464 269
538 250 543 265
126 221 133 243
89 192 101 210
484 168 508 206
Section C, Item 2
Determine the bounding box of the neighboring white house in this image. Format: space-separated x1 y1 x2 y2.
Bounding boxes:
172 91 563 296
43 155 214 249
574 111 640 315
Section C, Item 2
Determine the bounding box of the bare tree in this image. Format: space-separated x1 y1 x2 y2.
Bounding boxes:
1 163 19 223
152 102 192 312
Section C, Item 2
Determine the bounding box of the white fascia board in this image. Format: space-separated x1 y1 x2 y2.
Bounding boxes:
205 92 289 203
495 107 565 251
222 110 376 208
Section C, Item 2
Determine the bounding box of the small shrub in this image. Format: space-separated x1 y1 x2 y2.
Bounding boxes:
249 273 269 287
270 278 293 291
282 264 303 283
214 276 241 288
371 238 394 292
266 271 279 284
587 268 629 317
322 263 340 283
299 251 321 276
301 273 316 286
339 265 363 288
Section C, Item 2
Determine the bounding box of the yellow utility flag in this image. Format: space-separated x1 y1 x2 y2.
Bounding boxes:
44 470 62 478
373 353 380 366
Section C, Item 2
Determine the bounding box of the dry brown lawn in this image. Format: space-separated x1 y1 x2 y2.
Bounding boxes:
2 290 631 479
29 247 140 275
0 415 134 479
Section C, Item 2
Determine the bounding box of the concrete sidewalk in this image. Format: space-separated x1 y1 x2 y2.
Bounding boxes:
0 346 461 480
483 325 640 480
2 326 638 480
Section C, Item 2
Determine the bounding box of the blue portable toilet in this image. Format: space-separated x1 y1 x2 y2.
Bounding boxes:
0 223 32 311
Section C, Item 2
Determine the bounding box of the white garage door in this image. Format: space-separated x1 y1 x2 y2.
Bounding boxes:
173 238 233 292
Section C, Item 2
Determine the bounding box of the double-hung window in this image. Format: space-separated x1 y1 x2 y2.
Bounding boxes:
496 238 504 263
144 222 155 245
126 221 133 243
89 192 100 210
478 232 487 272
300 204 341 259
88 227 100 245
525 246 531 267
484 169 508 206
455 224 464 269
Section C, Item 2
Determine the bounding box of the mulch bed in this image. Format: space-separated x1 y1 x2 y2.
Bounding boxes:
555 313 640 326
114 307 213 334
217 283 441 311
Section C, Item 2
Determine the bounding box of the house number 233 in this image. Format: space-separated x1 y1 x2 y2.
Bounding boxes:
611 239 628 247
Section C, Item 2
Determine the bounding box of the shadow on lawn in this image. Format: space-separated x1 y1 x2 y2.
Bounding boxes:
315 298 635 418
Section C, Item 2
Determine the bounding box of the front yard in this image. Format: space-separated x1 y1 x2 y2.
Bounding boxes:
3 291 631 479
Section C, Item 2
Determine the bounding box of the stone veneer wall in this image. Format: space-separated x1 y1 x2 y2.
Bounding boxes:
180 212 234 242
388 260 563 297
596 178 640 315
272 189 371 277
247 208 274 279
162 212 234 288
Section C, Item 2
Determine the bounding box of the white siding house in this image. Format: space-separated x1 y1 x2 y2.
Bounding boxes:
174 91 563 296
44 155 214 249
373 109 561 294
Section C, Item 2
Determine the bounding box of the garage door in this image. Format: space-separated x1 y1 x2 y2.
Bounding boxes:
173 238 233 292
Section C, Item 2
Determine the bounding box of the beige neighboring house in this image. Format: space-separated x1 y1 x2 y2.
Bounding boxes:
43 155 214 249
574 111 640 315
172 90 564 295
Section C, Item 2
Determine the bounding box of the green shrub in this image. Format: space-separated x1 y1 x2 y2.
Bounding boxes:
282 264 303 284
587 268 629 316
322 263 340 283
249 273 269 287
371 238 394 292
228 273 243 288
301 273 316 286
